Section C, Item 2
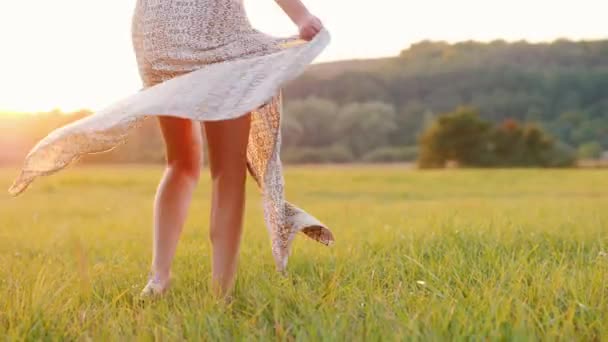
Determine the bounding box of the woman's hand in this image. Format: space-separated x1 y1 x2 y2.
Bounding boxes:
275 0 323 40
296 14 323 41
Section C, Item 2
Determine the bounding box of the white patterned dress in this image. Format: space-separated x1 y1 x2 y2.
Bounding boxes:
8 0 334 272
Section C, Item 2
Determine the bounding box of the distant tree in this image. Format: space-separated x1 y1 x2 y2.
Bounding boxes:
283 97 339 148
578 142 602 159
418 107 575 168
489 119 555 166
389 101 426 146
335 102 398 157
418 107 491 168
544 142 577 168
281 113 304 146
520 124 556 165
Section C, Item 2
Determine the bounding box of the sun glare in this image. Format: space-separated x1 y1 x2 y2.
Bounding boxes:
0 0 605 113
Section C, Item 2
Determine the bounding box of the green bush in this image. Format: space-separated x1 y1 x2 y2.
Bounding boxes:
418 108 576 168
544 142 577 167
577 142 602 159
418 107 492 168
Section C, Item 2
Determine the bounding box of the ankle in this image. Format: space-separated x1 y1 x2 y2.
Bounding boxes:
150 269 171 286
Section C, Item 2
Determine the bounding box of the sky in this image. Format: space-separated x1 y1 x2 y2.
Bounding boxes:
0 0 606 112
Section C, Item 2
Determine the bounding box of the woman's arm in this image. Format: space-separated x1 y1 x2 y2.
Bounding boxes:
274 0 323 41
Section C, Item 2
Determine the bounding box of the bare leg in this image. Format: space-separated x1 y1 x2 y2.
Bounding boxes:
203 113 251 297
150 116 202 289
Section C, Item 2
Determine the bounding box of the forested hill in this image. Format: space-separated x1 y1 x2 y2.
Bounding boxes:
284 39 608 149
2 39 607 166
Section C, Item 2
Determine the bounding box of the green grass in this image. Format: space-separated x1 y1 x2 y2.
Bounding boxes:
0 166 607 340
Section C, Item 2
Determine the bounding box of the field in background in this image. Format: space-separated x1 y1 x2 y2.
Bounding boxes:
0 166 607 339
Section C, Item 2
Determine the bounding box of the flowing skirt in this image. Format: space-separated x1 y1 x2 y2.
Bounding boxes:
8 0 334 271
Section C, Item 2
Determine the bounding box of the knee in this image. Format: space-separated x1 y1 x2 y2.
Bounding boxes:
166 154 201 182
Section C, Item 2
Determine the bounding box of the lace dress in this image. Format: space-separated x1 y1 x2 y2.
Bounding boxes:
8 0 334 272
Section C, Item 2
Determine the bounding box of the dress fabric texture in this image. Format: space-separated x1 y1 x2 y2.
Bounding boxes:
8 0 334 271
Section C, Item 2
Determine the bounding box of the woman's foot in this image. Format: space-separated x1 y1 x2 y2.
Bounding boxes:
139 274 170 298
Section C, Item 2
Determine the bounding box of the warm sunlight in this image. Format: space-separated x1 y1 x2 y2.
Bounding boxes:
2 1 608 338
0 0 606 112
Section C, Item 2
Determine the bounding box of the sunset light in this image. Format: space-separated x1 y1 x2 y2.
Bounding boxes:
0 0 606 112
2 0 608 338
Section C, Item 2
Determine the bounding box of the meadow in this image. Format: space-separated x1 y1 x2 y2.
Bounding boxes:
0 166 606 340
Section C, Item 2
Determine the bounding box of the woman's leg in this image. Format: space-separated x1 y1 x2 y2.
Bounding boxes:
203 113 251 296
151 116 202 288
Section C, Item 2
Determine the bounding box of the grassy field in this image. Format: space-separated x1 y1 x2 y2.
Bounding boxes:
0 166 607 340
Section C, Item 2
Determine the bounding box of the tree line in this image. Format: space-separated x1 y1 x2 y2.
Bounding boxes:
285 38 608 158
1 38 606 166
418 107 575 168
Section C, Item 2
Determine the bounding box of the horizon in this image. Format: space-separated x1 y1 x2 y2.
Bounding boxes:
2 35 608 114
2 35 606 115
0 0 606 112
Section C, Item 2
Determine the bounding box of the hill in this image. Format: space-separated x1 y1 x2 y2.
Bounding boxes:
285 39 608 149
2 38 607 166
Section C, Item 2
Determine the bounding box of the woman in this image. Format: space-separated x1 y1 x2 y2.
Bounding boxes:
9 0 334 297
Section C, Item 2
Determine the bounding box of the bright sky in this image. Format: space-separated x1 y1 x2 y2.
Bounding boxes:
0 0 606 112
